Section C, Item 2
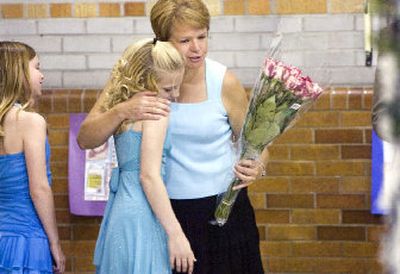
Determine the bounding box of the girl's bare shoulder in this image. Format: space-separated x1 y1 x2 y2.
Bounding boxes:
17 110 46 132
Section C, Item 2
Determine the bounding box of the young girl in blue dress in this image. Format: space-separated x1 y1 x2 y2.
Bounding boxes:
93 38 196 274
0 41 65 273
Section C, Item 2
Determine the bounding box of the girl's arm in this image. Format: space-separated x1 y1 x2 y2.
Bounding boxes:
140 117 195 274
77 79 171 149
22 112 65 273
222 70 269 189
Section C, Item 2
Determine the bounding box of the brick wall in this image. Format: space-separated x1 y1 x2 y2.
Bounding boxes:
39 87 384 273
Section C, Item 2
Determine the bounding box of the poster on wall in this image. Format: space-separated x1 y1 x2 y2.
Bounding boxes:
68 113 116 216
371 130 396 215
84 137 116 201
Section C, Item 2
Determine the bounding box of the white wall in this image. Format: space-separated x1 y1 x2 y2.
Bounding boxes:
0 14 376 88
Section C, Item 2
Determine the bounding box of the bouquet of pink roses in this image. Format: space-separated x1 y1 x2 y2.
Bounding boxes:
214 57 324 226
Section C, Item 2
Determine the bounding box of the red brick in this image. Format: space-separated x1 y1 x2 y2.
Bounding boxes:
341 111 371 127
342 145 371 159
296 111 339 127
292 242 342 256
274 128 313 144
312 92 330 110
317 194 366 209
291 209 340 224
342 210 384 224
331 90 348 109
53 90 69 113
316 161 368 176
314 258 368 273
48 130 69 146
47 114 70 129
248 177 289 193
290 177 339 193
56 209 72 224
340 176 371 193
268 225 316 240
268 145 289 160
51 177 68 194
74 256 96 271
317 226 366 241
267 194 314 208
70 241 96 256
68 90 83 112
124 2 145 16
255 209 290 223
268 257 316 272
315 129 363 143
82 90 100 112
267 161 314 176
72 225 100 240
38 91 53 113
260 241 292 256
53 194 69 208
342 242 379 257
367 225 386 241
70 215 101 225
348 91 363 109
257 225 266 240
291 145 340 160
363 90 373 109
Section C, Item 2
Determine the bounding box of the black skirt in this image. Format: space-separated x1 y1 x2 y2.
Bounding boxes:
170 189 264 274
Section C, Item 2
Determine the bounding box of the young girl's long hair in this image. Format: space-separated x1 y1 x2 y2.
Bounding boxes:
0 41 36 137
102 38 185 111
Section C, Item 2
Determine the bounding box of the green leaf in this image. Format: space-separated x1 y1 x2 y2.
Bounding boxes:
255 95 276 123
246 122 281 148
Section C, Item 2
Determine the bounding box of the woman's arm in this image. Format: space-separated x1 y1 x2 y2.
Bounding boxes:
22 112 65 273
222 70 269 189
140 117 195 274
77 79 171 149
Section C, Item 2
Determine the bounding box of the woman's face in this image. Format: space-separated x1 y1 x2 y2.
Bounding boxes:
29 55 44 98
157 69 184 102
169 24 208 70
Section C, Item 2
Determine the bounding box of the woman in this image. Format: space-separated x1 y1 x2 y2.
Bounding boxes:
0 41 65 273
78 1 267 273
93 38 195 274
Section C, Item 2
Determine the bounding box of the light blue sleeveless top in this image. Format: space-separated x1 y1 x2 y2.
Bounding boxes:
165 58 235 199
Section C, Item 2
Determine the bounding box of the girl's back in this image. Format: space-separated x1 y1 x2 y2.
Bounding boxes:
0 106 54 272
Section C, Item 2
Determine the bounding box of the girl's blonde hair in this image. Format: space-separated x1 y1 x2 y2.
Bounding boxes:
103 38 184 111
0 41 36 137
150 0 210 41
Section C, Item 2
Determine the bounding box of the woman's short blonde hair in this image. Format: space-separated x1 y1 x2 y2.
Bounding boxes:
150 0 210 41
103 38 184 111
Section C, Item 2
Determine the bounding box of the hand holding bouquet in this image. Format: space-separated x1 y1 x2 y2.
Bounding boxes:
214 57 324 226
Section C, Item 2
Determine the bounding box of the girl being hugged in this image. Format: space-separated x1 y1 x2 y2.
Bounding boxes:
93 38 195 274
0 41 65 273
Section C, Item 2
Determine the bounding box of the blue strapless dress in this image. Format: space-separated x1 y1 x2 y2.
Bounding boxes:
0 140 53 274
93 130 171 274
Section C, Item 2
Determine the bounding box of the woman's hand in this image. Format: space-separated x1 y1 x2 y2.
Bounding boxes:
168 232 196 274
232 159 266 190
117 91 170 121
50 242 65 273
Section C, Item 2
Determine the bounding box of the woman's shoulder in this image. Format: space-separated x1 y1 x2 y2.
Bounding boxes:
222 69 245 95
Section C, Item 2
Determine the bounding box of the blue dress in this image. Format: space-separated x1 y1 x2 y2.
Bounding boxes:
93 130 170 274
0 139 53 274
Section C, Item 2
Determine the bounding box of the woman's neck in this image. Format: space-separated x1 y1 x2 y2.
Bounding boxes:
183 63 205 84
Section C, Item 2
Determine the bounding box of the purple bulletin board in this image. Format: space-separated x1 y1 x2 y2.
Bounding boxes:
68 113 106 216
